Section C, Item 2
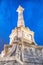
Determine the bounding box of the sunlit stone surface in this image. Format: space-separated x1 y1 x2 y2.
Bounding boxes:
0 5 43 65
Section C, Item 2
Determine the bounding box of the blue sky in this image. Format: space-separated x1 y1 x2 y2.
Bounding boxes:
0 0 43 52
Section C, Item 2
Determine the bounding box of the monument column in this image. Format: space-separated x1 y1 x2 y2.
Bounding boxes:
16 5 25 27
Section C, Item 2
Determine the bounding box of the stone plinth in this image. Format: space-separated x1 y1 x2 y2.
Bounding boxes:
0 44 43 65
